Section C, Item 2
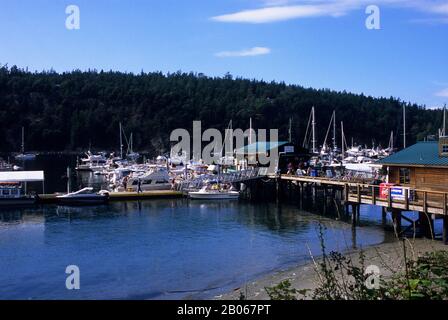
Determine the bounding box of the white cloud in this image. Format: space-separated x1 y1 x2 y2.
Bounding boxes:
215 47 271 57
436 88 448 97
211 0 448 24
211 3 352 24
428 3 448 15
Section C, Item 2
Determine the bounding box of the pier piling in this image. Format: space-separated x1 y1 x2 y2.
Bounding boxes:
419 212 435 239
391 209 402 236
443 216 448 245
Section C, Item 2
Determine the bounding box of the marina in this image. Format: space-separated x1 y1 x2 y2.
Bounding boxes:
1 108 448 245
2 0 448 307
4 130 448 299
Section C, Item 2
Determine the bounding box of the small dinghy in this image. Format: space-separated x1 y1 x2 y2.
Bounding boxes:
188 185 239 200
56 187 109 205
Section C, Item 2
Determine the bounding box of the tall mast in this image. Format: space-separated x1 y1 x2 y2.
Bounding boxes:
302 109 312 149
119 122 123 159
220 120 232 157
403 105 406 149
388 131 394 150
288 117 292 143
332 110 336 152
249 117 253 145
66 167 71 194
341 121 345 157
312 106 316 154
21 126 25 154
443 104 447 137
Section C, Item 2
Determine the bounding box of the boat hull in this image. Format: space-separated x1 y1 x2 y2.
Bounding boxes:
188 192 239 200
56 195 109 206
0 197 37 207
15 154 36 161
116 184 172 192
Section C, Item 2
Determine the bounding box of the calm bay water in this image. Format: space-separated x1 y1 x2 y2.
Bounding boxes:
0 155 394 300
0 199 392 300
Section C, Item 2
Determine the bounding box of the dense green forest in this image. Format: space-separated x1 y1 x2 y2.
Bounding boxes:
0 65 444 155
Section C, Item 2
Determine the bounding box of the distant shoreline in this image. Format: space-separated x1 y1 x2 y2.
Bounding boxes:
0 151 155 157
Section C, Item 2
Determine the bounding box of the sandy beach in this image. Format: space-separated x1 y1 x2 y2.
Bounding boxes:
217 238 448 300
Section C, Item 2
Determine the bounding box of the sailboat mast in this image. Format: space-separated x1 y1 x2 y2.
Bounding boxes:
403 105 406 149
21 127 25 154
66 167 71 194
288 117 292 143
312 106 316 154
332 110 336 151
119 122 123 159
390 131 394 150
341 121 345 157
249 117 253 145
443 104 447 137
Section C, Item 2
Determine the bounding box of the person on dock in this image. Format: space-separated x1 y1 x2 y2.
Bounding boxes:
287 162 294 175
137 178 142 193
122 176 128 191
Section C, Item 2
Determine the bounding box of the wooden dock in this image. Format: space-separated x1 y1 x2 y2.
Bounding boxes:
276 174 448 243
278 174 448 215
38 190 183 204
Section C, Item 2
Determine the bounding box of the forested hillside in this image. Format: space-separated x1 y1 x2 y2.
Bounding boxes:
0 65 443 154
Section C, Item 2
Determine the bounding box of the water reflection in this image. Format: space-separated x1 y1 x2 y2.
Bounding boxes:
0 198 389 300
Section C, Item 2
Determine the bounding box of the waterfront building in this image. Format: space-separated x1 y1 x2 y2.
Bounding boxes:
378 138 448 192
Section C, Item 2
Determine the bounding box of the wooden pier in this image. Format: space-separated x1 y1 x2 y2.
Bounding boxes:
276 174 448 244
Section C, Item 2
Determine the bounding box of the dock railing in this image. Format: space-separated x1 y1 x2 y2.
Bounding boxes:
346 184 448 216
279 173 448 215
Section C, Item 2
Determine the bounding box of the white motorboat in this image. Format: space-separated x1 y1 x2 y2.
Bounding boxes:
56 187 109 205
76 151 108 171
189 185 239 200
114 166 172 192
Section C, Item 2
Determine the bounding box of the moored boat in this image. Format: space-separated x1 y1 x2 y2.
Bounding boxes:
113 165 172 192
15 127 37 161
0 171 44 207
56 187 109 205
0 182 37 206
189 185 239 200
75 151 108 171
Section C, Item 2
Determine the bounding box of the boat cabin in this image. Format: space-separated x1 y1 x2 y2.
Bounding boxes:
0 182 23 198
377 139 448 192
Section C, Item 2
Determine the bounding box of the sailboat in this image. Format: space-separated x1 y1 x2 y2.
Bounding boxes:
320 110 338 156
125 132 140 161
15 127 37 161
302 107 318 154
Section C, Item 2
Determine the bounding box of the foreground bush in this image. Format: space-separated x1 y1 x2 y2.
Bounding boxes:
266 228 448 300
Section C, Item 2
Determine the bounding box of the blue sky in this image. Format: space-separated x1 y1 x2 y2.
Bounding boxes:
1 0 447 107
